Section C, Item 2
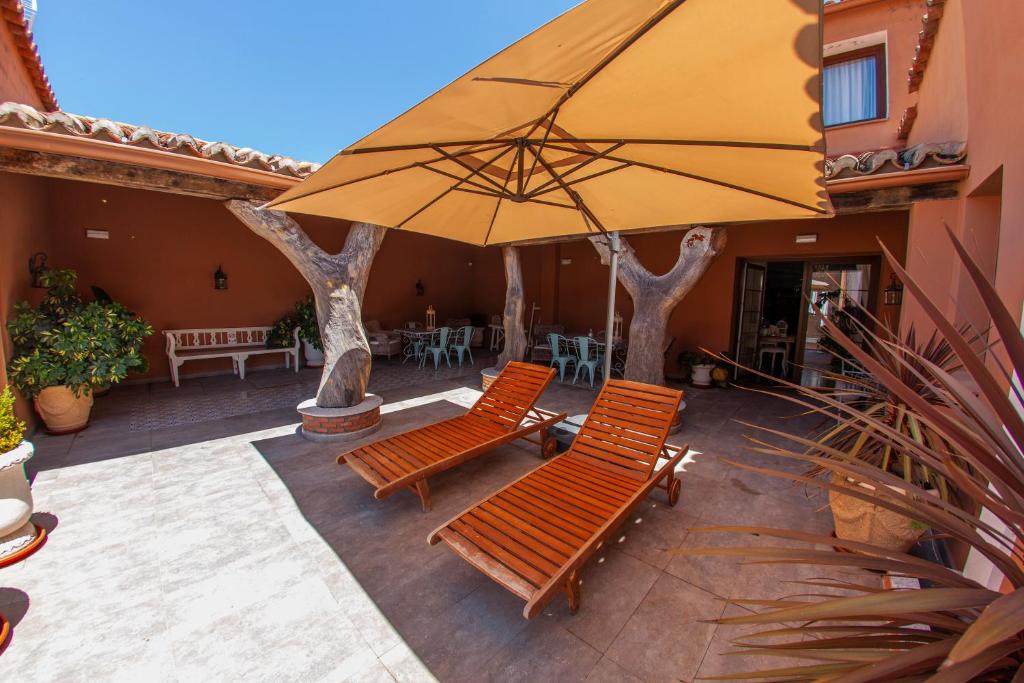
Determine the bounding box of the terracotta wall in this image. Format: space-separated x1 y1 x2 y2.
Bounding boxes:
471 212 908 367
0 19 44 109
822 0 924 155
38 177 481 380
0 172 53 422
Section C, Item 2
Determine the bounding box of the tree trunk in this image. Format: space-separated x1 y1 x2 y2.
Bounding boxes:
496 246 528 369
225 200 385 408
590 226 726 385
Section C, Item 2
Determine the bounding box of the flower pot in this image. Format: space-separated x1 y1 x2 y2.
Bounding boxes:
829 474 926 553
34 386 93 434
303 340 325 367
0 441 40 562
691 363 715 387
481 366 498 391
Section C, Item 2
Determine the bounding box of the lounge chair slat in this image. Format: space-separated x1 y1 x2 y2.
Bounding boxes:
465 509 567 570
430 379 685 618
435 529 535 601
339 362 563 510
449 519 549 587
482 499 584 551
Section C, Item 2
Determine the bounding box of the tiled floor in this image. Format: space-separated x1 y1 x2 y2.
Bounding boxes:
2 359 869 682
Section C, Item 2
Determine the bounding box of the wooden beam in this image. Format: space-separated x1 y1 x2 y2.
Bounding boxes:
831 181 960 214
0 147 281 201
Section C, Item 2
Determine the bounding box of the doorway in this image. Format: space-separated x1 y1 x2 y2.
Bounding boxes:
733 256 880 386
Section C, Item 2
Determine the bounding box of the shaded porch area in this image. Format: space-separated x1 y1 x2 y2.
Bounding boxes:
3 362 871 681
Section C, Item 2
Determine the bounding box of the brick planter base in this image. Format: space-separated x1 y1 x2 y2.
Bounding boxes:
296 394 383 443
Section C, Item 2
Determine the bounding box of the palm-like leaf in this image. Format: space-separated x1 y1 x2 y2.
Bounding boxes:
693 230 1024 681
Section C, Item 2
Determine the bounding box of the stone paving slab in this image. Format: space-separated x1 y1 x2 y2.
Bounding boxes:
3 363 875 681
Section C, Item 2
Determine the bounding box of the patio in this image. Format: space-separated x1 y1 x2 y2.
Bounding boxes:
0 359 870 682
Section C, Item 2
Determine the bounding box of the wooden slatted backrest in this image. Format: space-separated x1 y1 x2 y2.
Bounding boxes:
569 380 683 481
468 362 556 432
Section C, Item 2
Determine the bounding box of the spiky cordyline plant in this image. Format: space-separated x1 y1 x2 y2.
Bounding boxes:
682 228 1024 682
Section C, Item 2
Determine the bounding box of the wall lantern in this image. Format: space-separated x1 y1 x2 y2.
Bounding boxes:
28 252 48 288
415 279 425 296
884 273 904 306
214 265 228 290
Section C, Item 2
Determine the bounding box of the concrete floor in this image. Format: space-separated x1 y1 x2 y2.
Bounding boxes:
1 359 861 682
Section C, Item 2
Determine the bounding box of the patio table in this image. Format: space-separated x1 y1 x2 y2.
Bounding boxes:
393 329 433 364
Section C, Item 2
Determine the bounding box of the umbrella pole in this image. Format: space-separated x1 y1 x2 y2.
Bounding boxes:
602 231 620 383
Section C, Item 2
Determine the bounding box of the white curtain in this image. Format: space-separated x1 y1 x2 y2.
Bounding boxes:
823 55 878 126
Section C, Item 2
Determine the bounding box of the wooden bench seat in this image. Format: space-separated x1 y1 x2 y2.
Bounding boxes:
339 362 566 511
164 327 299 386
429 379 685 618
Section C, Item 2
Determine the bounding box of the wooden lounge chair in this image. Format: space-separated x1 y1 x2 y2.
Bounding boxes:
428 379 685 618
338 362 565 512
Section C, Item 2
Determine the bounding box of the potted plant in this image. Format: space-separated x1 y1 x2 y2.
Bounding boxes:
689 351 716 387
0 385 41 563
675 351 693 383
6 270 152 434
270 297 322 366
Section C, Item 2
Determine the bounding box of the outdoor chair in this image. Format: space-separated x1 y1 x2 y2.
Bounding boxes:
429 379 686 618
572 336 604 387
548 333 577 382
420 326 453 370
338 362 565 511
450 325 475 367
758 342 786 376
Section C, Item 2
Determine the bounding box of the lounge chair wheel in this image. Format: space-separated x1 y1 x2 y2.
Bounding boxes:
667 477 681 507
541 436 557 460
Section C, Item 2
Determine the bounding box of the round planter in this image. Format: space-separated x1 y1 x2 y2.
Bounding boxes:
297 394 382 443
691 363 715 387
481 366 499 391
829 475 926 553
303 341 325 368
0 441 43 565
34 385 93 434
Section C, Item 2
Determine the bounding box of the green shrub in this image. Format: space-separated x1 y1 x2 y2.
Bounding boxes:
269 297 321 351
6 269 153 399
0 386 26 453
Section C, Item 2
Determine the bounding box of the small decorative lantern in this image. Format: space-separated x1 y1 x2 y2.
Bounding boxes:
612 312 623 341
214 265 228 290
883 273 903 306
28 252 48 288
426 305 436 330
415 279 425 296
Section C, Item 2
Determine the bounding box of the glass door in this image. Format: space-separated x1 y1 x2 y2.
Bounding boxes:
734 261 766 378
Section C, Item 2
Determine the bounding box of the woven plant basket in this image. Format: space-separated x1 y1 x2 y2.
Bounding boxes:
829 474 925 553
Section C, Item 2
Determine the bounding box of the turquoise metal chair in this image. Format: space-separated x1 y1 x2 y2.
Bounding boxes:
450 325 475 367
548 333 576 382
420 326 453 370
572 336 604 387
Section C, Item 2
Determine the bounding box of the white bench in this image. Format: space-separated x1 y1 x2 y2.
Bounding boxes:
164 327 300 387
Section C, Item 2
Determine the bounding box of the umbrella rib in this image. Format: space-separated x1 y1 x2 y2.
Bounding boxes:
522 109 559 191
528 142 607 235
432 145 511 193
342 137 814 155
530 162 633 198
417 163 507 196
395 145 516 228
482 146 521 245
542 142 829 214
525 141 625 197
453 187 575 210
265 142 508 208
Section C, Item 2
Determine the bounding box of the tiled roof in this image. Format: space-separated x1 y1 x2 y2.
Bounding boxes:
825 141 966 180
908 0 946 93
0 101 321 178
1 0 57 110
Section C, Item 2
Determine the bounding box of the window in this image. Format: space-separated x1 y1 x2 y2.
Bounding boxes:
823 45 886 127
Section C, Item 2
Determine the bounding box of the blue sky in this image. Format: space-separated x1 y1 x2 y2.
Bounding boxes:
32 1 578 163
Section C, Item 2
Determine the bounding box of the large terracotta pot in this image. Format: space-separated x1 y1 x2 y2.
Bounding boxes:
829 474 925 552
0 441 38 562
34 385 93 434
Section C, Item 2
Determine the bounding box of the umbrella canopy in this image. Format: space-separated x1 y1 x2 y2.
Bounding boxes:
268 0 831 245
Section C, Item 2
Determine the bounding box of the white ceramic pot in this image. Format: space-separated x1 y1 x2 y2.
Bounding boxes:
691 363 715 387
303 340 325 367
0 441 37 560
